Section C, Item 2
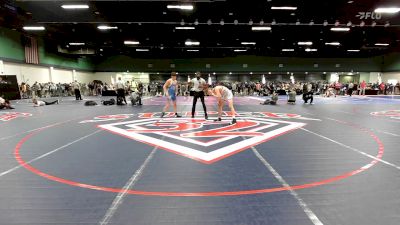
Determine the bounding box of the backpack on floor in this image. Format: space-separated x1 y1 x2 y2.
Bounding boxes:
84 100 97 106
102 98 115 106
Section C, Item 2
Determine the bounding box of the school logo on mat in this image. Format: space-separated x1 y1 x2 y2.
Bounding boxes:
371 110 400 120
0 112 32 121
83 112 316 164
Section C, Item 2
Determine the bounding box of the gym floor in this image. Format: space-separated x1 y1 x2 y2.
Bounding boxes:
0 95 399 225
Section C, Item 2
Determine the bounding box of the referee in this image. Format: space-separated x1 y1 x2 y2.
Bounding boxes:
190 71 208 119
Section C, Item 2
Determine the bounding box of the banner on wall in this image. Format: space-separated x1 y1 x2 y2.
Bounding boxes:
0 75 21 100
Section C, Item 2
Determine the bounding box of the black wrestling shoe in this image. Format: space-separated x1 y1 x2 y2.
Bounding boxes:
205 114 208 120
161 112 165 118
175 113 182 118
214 117 222 122
231 118 237 124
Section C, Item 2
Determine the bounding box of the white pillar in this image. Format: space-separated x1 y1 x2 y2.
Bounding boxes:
72 69 77 82
0 60 4 74
49 66 54 82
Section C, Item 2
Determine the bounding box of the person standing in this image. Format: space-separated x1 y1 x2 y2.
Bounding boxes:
207 85 236 124
72 80 82 100
115 77 127 105
161 72 181 118
360 80 366 96
190 72 208 119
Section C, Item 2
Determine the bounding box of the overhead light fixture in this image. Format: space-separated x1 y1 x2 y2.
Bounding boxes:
374 7 400 14
229 72 232 74
194 19 199 26
234 20 239 25
234 49 247 52
98 25 118 30
23 26 45 31
331 27 350 31
175 26 195 30
375 43 389 46
271 6 297 10
241 42 256 45
185 41 200 46
187 49 199 52
298 41 313 46
124 41 140 45
323 20 328 26
305 48 317 52
61 5 89 9
249 20 254 25
136 49 149 52
325 42 341 46
347 49 360 52
281 49 295 52
167 5 194 10
69 42 85 46
251 26 271 31
371 21 377 27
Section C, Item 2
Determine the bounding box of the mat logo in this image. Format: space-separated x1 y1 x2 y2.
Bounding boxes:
0 112 32 122
371 110 400 120
94 112 309 164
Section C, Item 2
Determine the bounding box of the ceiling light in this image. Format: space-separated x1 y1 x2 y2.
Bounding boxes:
271 20 277 25
371 21 377 27
234 49 247 52
241 42 256 45
309 21 314 25
282 49 295 52
291 13 296 16
325 42 341 46
234 20 239 25
175 26 195 30
213 72 216 75
385 21 390 27
124 41 140 45
347 49 360 52
298 41 313 45
185 41 200 46
374 7 400 13
331 27 350 31
296 20 300 25
180 19 185 26
271 6 297 10
194 19 199 25
220 20 225 25
348 1 354 3
136 49 149 52
207 19 212 25
360 21 365 27
167 5 194 10
229 72 232 74
187 49 199 52
347 21 352 26
252 26 271 31
61 5 89 9
98 25 118 30
323 20 328 26
69 42 85 46
305 48 317 52
249 20 253 25
375 43 389 46
335 21 340 26
23 26 45 31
